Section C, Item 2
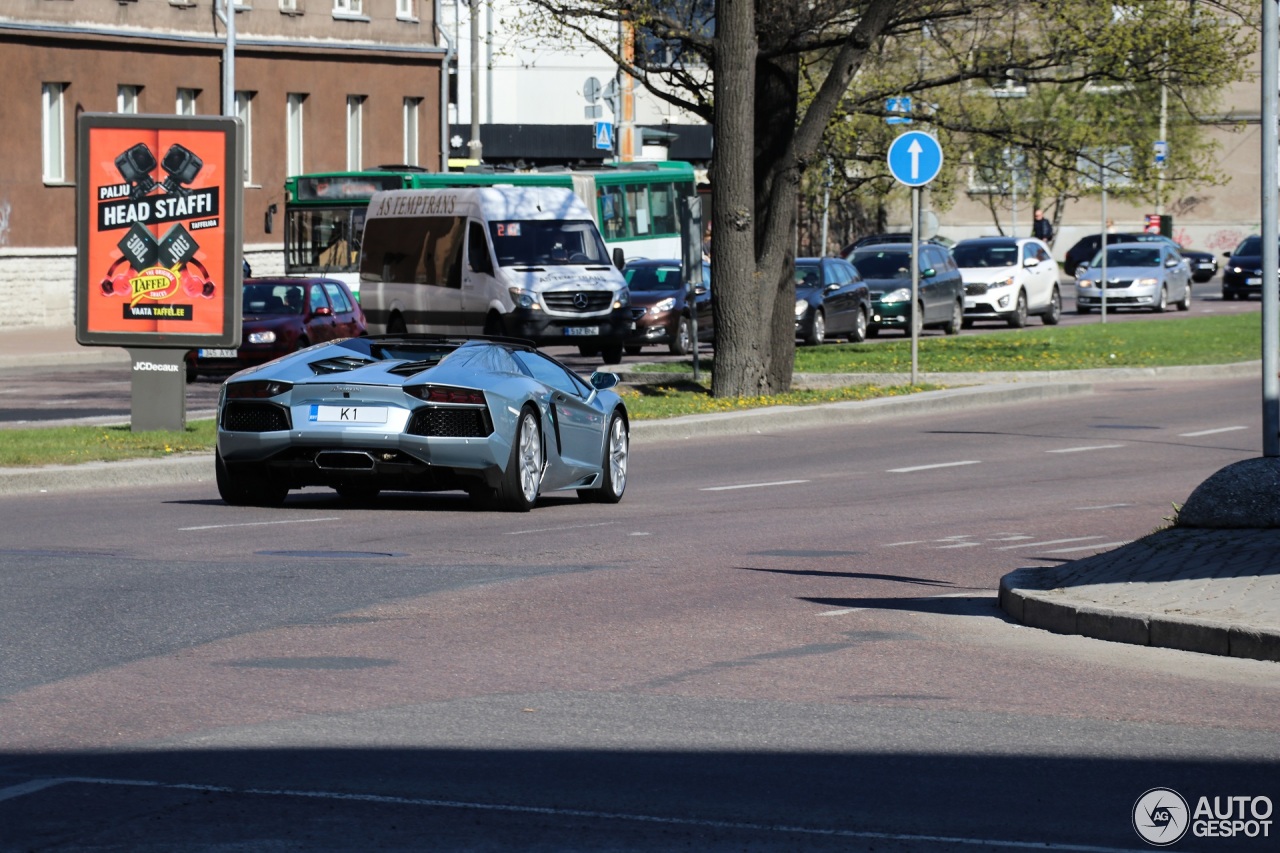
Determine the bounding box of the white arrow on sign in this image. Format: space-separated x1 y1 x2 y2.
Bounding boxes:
908 139 923 180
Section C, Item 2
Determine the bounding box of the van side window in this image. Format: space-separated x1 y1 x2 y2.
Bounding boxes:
468 220 494 276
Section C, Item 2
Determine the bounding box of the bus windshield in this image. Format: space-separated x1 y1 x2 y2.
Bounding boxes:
488 220 611 267
285 206 367 275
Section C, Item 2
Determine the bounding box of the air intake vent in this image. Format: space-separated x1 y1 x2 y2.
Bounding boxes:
406 407 492 438
310 355 377 375
222 402 291 433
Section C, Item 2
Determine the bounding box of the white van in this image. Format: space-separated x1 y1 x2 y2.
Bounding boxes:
358 186 633 362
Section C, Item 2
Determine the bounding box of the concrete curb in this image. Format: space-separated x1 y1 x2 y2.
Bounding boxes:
999 568 1280 663
0 381 1094 495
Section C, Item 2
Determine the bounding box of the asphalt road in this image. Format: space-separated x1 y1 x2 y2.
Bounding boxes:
1 375 1277 851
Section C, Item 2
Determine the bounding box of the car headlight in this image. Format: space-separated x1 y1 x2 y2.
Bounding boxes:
651 297 676 314
247 330 276 344
879 287 911 304
993 276 1015 289
1231 266 1242 274
613 288 630 309
795 298 809 317
508 287 539 310
1077 279 1096 289
1134 277 1159 287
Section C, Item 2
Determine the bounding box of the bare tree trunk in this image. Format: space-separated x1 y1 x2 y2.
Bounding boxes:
710 0 771 398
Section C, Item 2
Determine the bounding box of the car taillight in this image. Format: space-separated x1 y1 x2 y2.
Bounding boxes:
405 385 486 405
225 380 293 399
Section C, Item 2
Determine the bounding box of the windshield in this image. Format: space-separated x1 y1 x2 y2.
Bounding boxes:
285 206 366 275
243 283 306 315
488 219 611 267
952 242 1018 268
1235 236 1262 256
1091 247 1161 268
794 263 823 288
850 250 912 279
625 264 683 291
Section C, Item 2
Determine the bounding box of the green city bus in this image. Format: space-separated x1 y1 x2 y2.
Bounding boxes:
282 161 698 298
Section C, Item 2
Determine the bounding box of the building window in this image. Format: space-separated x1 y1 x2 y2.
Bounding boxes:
279 0 298 11
118 85 141 114
42 82 66 184
403 97 421 166
176 88 198 115
347 95 365 170
287 93 306 176
396 0 414 18
334 0 362 14
236 91 254 184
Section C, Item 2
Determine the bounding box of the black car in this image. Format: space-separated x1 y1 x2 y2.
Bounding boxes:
839 232 953 258
1129 233 1219 283
622 259 713 355
848 242 966 337
1063 232 1143 277
794 257 871 345
1221 235 1271 300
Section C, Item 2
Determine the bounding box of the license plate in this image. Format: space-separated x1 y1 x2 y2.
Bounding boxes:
308 405 389 424
198 348 237 359
564 326 599 336
1247 277 1262 285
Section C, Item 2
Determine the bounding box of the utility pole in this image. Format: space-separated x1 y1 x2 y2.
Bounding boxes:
468 0 482 164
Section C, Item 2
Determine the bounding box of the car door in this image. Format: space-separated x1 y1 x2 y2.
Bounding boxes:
1022 241 1053 311
693 261 714 341
920 245 955 323
512 350 601 487
459 219 496 334
303 282 340 344
322 281 362 338
821 259 860 334
1166 246 1191 299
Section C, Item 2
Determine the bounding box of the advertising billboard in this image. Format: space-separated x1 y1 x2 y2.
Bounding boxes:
76 114 242 349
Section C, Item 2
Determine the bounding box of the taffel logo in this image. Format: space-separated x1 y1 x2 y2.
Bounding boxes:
1133 788 1190 846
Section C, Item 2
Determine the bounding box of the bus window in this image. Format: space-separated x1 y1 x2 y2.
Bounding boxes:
649 183 678 236
625 184 651 236
597 186 626 240
359 215 465 288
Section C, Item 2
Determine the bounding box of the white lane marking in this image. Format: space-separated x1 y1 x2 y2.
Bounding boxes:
884 540 928 546
989 535 1034 541
179 517 342 532
819 608 863 616
996 536 1103 551
9 777 1149 853
886 461 980 473
1179 425 1247 437
506 521 619 535
1045 444 1125 454
1073 504 1133 511
700 479 809 491
0 778 66 802
936 542 982 549
1044 541 1131 554
629 532 651 537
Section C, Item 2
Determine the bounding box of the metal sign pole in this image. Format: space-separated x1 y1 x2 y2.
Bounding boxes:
911 187 920 384
1100 174 1108 325
1263 0 1278 456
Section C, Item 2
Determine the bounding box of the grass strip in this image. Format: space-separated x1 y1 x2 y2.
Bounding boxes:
0 421 218 467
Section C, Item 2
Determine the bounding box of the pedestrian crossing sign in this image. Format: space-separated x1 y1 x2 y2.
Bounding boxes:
594 121 614 151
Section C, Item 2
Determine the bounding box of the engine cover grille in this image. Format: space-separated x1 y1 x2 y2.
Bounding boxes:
406 407 492 438
222 402 291 433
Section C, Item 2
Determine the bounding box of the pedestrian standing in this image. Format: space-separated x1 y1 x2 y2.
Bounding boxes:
1032 208 1053 243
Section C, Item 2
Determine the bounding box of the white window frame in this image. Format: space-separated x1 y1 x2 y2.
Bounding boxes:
396 0 415 19
334 0 363 14
118 85 141 114
287 93 306 176
279 0 298 11
236 91 254 185
42 82 67 184
176 88 198 115
403 97 421 166
346 95 365 171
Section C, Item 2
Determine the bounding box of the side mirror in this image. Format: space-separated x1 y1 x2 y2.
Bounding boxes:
314 306 333 317
1023 257 1038 268
589 371 620 391
1223 251 1233 258
612 247 625 271
921 267 937 279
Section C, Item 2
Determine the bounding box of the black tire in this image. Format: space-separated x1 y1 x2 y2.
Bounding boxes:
624 345 643 356
579 412 628 504
1177 283 1192 311
600 341 624 364
1006 291 1028 328
847 307 868 343
961 319 974 330
216 449 288 507
866 326 880 339
483 312 504 336
669 316 693 355
495 406 542 512
806 310 826 346
186 361 197 384
1042 286 1062 325
1222 290 1235 301
386 314 407 335
943 300 963 335
1153 285 1168 313
1076 305 1093 314
577 345 597 357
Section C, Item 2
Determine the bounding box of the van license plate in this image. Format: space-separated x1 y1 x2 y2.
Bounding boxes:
564 327 599 336
198 348 237 359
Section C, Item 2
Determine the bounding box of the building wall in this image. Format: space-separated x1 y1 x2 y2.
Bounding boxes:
0 0 444 328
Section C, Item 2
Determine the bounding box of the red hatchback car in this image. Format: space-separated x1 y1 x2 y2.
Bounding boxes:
187 277 366 381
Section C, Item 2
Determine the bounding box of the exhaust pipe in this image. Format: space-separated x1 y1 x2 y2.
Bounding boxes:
314 450 375 470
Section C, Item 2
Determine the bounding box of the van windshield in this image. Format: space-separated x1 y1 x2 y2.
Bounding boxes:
488 220 611 267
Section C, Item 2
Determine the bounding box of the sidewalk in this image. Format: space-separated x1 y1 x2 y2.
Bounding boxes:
5 323 1278 664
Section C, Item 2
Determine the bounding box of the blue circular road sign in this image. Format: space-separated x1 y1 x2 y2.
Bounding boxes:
887 131 944 187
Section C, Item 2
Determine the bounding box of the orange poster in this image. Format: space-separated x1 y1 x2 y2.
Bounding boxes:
79 116 240 344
